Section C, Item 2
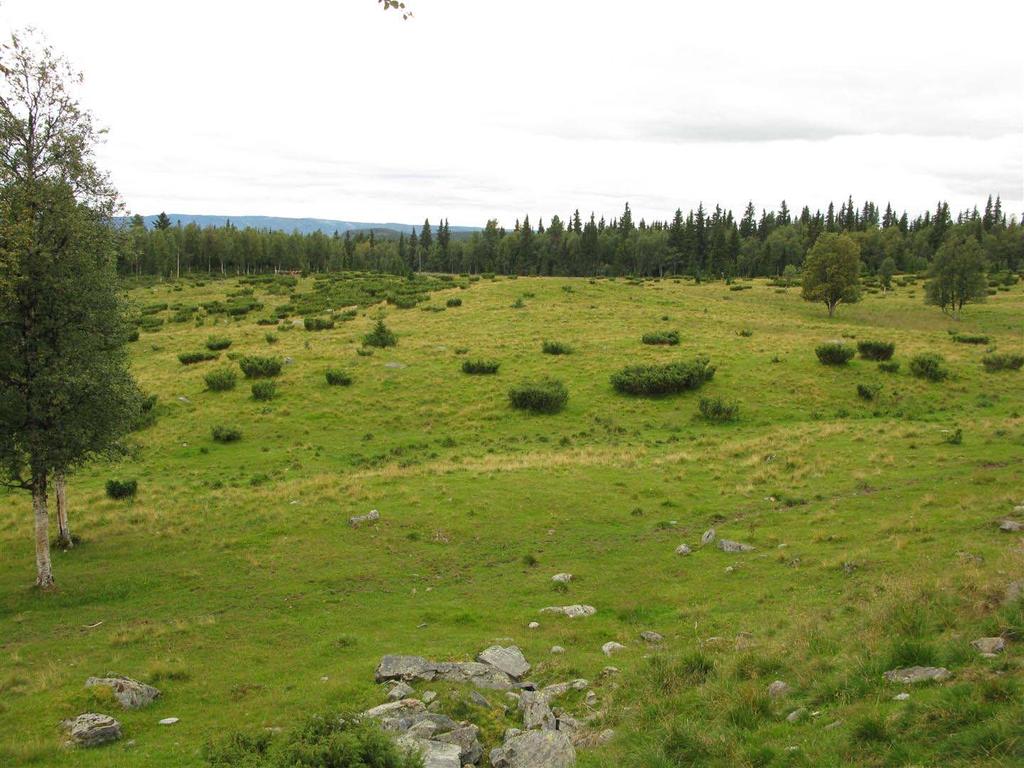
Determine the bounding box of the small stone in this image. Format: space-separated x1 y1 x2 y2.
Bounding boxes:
786 708 806 723
717 539 755 553
528 622 540 629
158 717 179 725
999 519 1023 532
824 720 843 731
584 691 598 707
768 680 790 698
971 637 1006 655
389 681 415 701
422 690 436 705
601 666 620 677
349 509 380 527
469 690 491 708
62 713 122 747
601 641 625 656
551 573 572 584
701 528 716 545
640 631 663 644
883 666 951 684
550 646 565 654
675 543 692 555
893 692 910 701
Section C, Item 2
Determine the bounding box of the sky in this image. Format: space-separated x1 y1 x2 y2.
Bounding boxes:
1 0 1022 228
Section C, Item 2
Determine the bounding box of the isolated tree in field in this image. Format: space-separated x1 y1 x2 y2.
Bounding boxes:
924 231 987 319
878 256 896 290
801 232 862 317
0 30 140 587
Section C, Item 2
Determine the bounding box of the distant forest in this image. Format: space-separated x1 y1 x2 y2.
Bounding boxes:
120 197 1022 279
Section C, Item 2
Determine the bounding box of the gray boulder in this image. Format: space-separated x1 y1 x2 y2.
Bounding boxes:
376 655 435 683
477 645 531 679
640 631 663 644
601 641 625 656
551 573 573 584
434 724 483 765
490 730 576 768
62 713 122 747
972 637 1006 655
998 519 1022 532
349 509 380 527
883 666 951 684
84 675 160 710
701 528 716 545
717 539 755 553
519 690 556 730
399 736 462 768
389 681 415 701
539 604 596 618
675 543 692 555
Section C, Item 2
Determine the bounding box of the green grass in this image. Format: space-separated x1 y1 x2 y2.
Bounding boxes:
2 273 1023 766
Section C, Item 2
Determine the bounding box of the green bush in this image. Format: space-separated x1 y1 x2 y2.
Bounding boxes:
542 340 573 355
815 342 855 365
363 319 397 348
205 335 232 351
204 368 237 392
698 396 739 422
325 368 353 386
952 333 989 345
105 479 137 500
878 360 900 373
388 295 419 309
265 333 278 345
981 353 1024 372
857 340 895 360
251 381 277 401
212 425 242 443
446 297 462 307
508 378 568 413
857 382 881 401
238 356 283 378
126 329 140 342
303 316 335 331
642 330 680 346
611 357 716 396
179 351 219 365
909 352 949 381
462 359 500 374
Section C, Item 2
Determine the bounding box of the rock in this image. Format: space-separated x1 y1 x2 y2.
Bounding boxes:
601 666 619 677
477 645 531 679
541 679 588 699
675 543 692 555
1006 581 1024 605
768 680 790 698
601 641 625 657
893 692 910 701
584 691 598 707
158 717 178 725
384 361 407 369
469 690 492 708
550 646 565 655
84 676 161 710
786 708 806 723
376 656 434 683
177 396 190 404
551 573 573 584
519 690 556 730
283 356 295 365
539 604 596 618
363 698 427 721
62 713 122 747
399 737 462 768
490 729 576 768
824 720 843 731
717 539 755 553
434 724 483 765
701 528 716 545
883 666 951 684
972 637 1006 655
349 509 380 527
375 655 513 690
389 681 415 701
406 720 438 739
422 690 437 705
640 631 663 644
528 622 540 629
998 519 1022 532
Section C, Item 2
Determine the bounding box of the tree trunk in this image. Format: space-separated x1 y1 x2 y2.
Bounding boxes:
827 301 836 317
33 472 54 588
55 471 72 549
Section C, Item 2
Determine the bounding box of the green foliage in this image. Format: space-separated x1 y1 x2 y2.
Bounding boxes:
204 368 238 392
857 340 895 360
698 396 739 422
445 297 462 307
541 340 573 355
857 383 881 401
303 316 335 331
265 333 278 345
611 357 716 396
981 353 1024 372
212 425 242 443
363 319 397 348
879 360 901 373
325 369 353 386
251 382 277 401
925 232 988 317
815 342 855 365
205 335 232 351
179 351 219 365
952 333 989 345
801 232 862 316
461 359 500 375
909 353 949 381
105 479 138 500
641 330 680 346
239 356 283 378
508 378 568 413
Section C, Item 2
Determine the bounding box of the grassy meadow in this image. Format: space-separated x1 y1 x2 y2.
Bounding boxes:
1 272 1023 767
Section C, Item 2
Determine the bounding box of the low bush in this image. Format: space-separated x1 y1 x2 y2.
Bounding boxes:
737 328 753 337
508 378 568 413
356 347 374 356
325 368 353 386
238 356 283 378
388 294 419 309
212 425 242 443
205 335 232 351
909 352 949 381
462 359 500 374
815 342 855 365
698 396 739 422
857 340 895 360
204 368 237 392
542 340 573 355
857 382 881 401
446 296 462 307
105 479 137 500
878 360 900 373
611 357 716 396
981 352 1024 372
303 316 335 331
126 329 140 342
178 351 219 365
642 330 680 346
251 381 277 401
952 333 989 345
265 332 278 345
363 319 397 348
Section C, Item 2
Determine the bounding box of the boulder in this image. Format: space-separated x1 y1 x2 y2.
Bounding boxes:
376 655 435 683
539 605 596 618
675 543 692 555
786 708 807 723
998 519 1022 532
434 661 513 690
84 676 161 710
491 729 576 768
398 736 462 768
971 637 1006 655
550 646 565 655
362 698 427 721
717 539 755 553
477 645 531 679
883 666 951 684
434 724 483 765
551 573 573 584
601 641 625 657
389 681 415 701
62 713 122 747
701 528 716 545
640 631 663 644
349 509 380 527
519 690 556 730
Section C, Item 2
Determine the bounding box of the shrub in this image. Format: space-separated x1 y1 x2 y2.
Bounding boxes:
611 357 716 396
952 333 989 345
511 297 525 308
356 347 373 356
105 479 137 500
446 297 462 307
238 356 283 378
265 332 278 345
303 316 335 331
462 359 500 374
212 425 242 443
981 353 1024 372
325 368 353 386
878 360 900 373
642 330 680 346
737 328 753 337
815 342 855 365
205 335 232 351
698 396 739 422
178 350 219 365
388 294 419 309
126 329 140 342
541 340 572 355
857 382 881 401
363 319 397 348
857 340 895 360
251 381 277 401
909 352 949 381
508 378 568 413
204 368 237 392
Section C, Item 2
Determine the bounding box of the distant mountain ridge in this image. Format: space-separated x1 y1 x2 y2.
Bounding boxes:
122 214 482 237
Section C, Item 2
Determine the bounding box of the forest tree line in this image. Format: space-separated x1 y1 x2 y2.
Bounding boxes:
121 196 1023 280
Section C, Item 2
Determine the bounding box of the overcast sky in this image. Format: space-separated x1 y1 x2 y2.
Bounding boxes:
2 0 1022 227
